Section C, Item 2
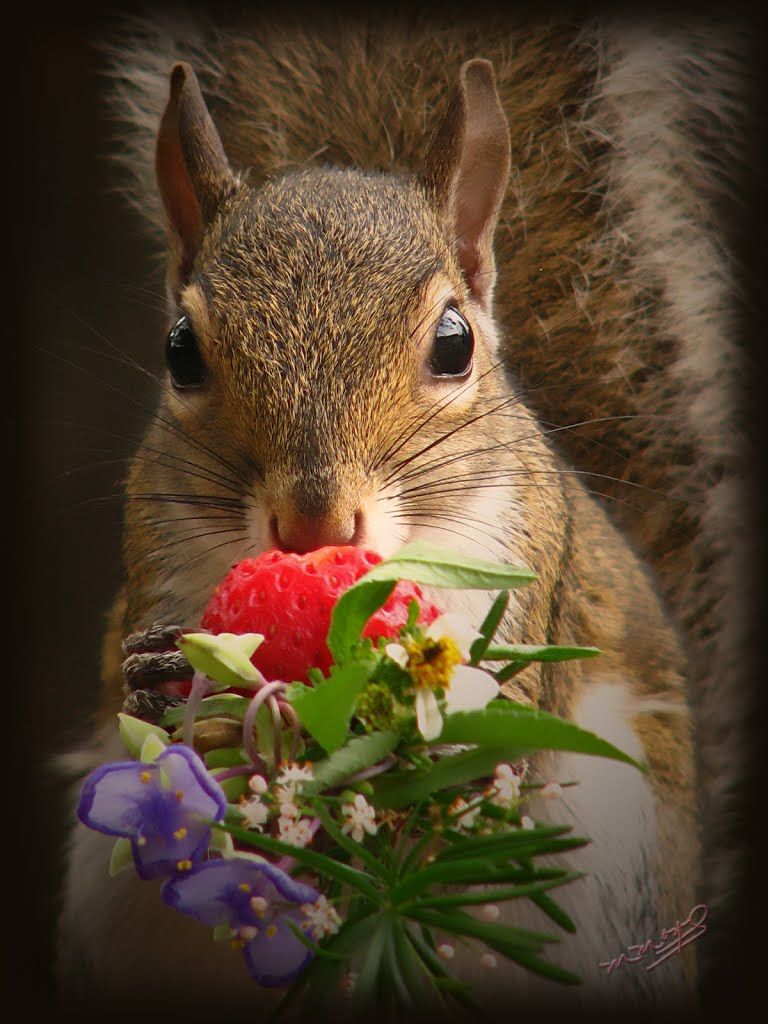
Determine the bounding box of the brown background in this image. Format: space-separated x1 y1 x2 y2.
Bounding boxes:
10 1 767 1015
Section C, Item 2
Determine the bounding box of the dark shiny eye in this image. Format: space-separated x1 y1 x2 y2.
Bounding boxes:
428 307 474 378
166 316 206 390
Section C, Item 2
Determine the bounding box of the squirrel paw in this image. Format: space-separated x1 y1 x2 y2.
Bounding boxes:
120 622 204 723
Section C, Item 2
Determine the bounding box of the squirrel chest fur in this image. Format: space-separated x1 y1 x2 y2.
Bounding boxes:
54 12 745 1014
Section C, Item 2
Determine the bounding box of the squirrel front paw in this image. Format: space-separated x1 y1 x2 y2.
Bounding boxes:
120 623 199 723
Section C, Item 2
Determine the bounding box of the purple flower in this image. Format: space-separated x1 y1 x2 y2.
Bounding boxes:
77 745 227 880
162 857 320 986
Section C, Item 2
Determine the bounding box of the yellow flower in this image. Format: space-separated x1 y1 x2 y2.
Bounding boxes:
385 613 499 742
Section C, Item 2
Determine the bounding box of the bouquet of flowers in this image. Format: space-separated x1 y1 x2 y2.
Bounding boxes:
76 542 639 1015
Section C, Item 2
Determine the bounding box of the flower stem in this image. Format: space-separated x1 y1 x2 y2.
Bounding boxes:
242 682 283 767
341 754 398 785
182 670 210 750
268 696 283 768
213 763 265 783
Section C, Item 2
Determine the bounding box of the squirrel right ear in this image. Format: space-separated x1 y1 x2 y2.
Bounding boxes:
422 60 510 309
155 62 237 284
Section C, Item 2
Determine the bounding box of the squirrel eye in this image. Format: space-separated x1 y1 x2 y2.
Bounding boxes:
166 316 206 390
428 307 474 378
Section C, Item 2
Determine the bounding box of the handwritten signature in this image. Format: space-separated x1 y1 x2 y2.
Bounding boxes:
599 904 708 975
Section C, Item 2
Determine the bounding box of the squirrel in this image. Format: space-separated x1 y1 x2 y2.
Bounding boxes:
56 10 747 1016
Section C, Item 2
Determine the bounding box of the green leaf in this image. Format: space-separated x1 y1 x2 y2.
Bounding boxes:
504 949 581 985
108 838 135 877
436 702 642 769
216 821 383 903
434 826 583 863
528 890 577 934
327 543 537 661
409 873 582 910
482 644 601 663
327 579 397 663
285 657 376 752
284 918 347 960
139 733 167 764
204 746 246 769
207 828 235 857
360 542 538 591
371 746 512 809
405 907 557 955
392 860 574 904
162 694 250 728
469 591 509 665
117 714 170 758
303 731 399 795
310 801 389 880
349 919 389 1012
406 926 483 1015
215 773 250 802
176 632 264 690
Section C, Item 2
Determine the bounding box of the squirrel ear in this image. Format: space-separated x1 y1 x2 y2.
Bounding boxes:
422 60 510 308
155 62 237 282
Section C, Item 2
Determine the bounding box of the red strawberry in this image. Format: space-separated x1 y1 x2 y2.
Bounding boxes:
200 546 442 683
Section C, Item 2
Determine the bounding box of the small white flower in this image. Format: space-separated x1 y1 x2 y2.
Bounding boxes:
274 783 297 805
279 800 300 820
301 895 342 939
240 796 269 831
341 793 378 843
488 763 521 809
248 774 268 795
480 953 498 969
520 816 535 830
481 904 500 921
339 971 357 995
385 643 408 668
437 943 455 960
278 816 314 847
426 613 483 660
277 762 314 788
541 782 563 801
239 926 259 941
449 797 480 832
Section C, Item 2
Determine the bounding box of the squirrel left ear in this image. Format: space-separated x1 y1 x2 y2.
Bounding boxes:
422 59 510 308
156 62 238 285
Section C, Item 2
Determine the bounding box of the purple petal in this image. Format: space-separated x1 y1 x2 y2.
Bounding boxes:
156 746 227 822
77 760 158 838
242 908 314 986
132 821 212 881
162 858 258 926
254 860 319 907
162 858 319 927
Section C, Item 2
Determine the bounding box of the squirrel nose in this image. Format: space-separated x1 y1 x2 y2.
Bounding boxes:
271 510 363 554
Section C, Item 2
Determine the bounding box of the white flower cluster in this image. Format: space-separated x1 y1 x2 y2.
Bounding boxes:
341 793 378 843
301 894 342 940
239 762 315 848
487 762 521 809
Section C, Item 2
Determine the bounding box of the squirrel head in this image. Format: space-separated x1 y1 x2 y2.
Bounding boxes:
134 57 557 609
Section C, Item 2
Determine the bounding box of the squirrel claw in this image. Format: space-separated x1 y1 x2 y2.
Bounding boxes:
121 689 186 724
122 650 193 691
121 622 191 656
121 622 203 693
